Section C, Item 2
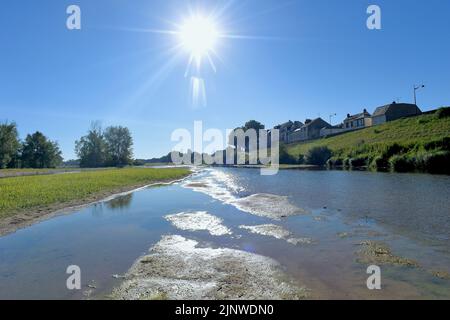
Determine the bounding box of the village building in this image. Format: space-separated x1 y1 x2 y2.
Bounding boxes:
371 102 422 126
273 121 303 144
289 118 332 143
343 109 372 130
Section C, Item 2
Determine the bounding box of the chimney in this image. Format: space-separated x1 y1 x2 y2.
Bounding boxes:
347 113 351 118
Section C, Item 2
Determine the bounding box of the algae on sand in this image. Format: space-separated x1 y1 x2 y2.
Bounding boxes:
112 235 309 300
165 211 232 236
356 241 418 267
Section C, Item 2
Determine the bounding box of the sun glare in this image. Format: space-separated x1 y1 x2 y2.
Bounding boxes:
179 15 219 66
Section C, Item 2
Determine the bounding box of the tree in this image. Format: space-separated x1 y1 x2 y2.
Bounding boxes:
104 126 133 167
75 122 107 168
21 132 63 168
305 146 333 166
0 122 21 169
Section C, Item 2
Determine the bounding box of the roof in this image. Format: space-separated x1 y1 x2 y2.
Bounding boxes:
345 111 371 121
372 103 420 117
372 105 392 117
303 117 331 128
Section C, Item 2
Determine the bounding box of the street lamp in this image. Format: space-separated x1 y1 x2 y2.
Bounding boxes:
329 113 337 126
414 84 425 106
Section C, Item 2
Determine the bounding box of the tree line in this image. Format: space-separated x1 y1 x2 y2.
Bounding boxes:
0 121 134 169
0 122 62 169
75 122 133 168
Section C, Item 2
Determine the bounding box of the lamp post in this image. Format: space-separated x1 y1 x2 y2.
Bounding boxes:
329 113 337 126
414 84 425 106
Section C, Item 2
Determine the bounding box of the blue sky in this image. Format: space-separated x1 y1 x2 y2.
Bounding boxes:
1 0 450 160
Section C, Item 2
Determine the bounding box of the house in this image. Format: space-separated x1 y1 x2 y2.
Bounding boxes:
274 121 303 144
289 118 332 143
343 109 372 130
371 102 422 126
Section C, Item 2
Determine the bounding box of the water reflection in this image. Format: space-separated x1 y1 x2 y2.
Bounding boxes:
105 194 134 211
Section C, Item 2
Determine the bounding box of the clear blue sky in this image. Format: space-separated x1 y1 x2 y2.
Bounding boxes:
1 0 450 160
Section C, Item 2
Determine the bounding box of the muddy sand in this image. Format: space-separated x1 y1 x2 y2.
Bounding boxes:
112 235 309 300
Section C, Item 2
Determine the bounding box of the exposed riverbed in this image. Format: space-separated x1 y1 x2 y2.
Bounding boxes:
0 168 449 299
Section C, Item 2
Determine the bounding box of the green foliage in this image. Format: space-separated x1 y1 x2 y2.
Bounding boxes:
389 155 415 172
349 157 368 168
286 113 450 174
279 144 298 164
104 126 134 167
0 122 20 169
21 132 63 168
75 122 107 168
0 168 190 219
305 146 332 165
436 107 450 119
76 123 134 168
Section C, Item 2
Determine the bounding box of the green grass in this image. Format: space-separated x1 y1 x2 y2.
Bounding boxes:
0 167 191 219
286 113 450 173
287 113 450 157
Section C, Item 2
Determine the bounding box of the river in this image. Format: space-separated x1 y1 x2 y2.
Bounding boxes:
0 167 449 299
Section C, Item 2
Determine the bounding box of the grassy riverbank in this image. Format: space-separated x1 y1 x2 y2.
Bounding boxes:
286 110 450 173
0 167 191 221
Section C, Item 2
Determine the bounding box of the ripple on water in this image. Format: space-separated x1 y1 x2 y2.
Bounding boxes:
183 169 306 220
240 224 313 245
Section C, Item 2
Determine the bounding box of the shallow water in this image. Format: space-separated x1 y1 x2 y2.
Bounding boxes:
0 168 449 299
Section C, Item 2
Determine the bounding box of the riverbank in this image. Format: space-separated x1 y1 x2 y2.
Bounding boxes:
286 111 450 174
0 167 191 236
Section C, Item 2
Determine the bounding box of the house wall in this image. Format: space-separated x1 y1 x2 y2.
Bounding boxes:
372 115 386 126
385 105 422 121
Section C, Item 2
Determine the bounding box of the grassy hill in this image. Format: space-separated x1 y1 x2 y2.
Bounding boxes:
285 109 450 173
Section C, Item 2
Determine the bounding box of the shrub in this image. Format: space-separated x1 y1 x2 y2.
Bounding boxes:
330 157 343 167
423 151 450 174
298 154 305 165
305 146 333 166
436 107 450 119
343 158 351 168
424 137 450 151
371 155 389 170
279 144 298 164
389 154 415 172
349 157 368 168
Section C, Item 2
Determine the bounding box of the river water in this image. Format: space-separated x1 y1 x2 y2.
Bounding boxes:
0 168 449 299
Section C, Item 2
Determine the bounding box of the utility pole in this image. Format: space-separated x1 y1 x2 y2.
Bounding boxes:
414 84 425 106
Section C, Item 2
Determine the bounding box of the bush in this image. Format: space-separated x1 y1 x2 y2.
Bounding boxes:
371 155 389 170
327 157 343 167
343 158 351 168
389 154 415 172
349 157 368 168
436 107 450 119
279 144 298 164
423 151 450 174
305 146 333 166
424 137 450 151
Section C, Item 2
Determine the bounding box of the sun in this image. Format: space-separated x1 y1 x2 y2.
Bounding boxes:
179 14 219 67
